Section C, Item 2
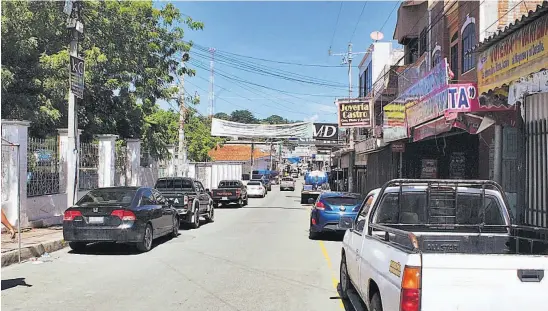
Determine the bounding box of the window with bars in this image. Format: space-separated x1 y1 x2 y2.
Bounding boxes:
461 23 476 73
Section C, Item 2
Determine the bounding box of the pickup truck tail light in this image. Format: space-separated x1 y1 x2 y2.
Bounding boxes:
400 266 421 311
236 189 241 195
183 196 189 206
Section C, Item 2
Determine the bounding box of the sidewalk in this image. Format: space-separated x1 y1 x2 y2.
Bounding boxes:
1 227 66 267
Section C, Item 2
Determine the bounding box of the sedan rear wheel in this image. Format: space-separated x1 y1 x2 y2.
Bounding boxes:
136 223 153 252
171 217 179 238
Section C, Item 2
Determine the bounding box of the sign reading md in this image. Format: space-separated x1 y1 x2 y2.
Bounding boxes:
336 98 372 128
313 123 338 140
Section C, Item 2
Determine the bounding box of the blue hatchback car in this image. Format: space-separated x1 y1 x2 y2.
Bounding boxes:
309 192 365 239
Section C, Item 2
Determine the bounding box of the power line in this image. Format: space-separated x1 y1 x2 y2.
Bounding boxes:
328 2 344 52
350 1 368 42
190 50 349 90
189 60 323 116
189 47 349 88
379 1 399 34
186 41 349 68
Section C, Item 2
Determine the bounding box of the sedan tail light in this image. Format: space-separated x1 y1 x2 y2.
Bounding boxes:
63 210 82 221
111 210 136 221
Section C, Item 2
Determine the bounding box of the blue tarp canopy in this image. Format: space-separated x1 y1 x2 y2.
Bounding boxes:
286 157 301 164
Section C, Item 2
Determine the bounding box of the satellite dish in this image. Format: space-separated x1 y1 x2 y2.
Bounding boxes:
370 31 384 41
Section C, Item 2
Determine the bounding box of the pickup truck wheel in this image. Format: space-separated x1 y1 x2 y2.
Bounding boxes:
339 257 350 299
190 208 200 229
237 199 243 208
206 205 215 223
243 197 248 206
370 292 383 311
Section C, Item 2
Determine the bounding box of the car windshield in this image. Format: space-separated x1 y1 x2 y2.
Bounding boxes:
323 196 361 206
219 181 239 188
247 181 261 186
282 178 293 181
155 179 193 191
77 189 137 207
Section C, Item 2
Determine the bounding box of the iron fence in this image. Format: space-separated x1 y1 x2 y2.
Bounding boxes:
140 150 151 167
79 142 99 190
115 141 128 186
27 137 61 197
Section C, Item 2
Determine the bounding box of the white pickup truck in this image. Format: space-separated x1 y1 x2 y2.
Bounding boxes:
339 179 548 311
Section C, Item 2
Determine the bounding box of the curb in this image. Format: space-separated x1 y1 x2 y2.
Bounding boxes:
1 239 67 268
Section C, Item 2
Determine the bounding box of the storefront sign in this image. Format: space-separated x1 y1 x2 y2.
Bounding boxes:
412 117 452 142
313 123 339 140
421 159 438 179
391 142 405 153
337 98 373 128
477 14 548 94
404 59 450 128
382 101 406 142
355 137 377 154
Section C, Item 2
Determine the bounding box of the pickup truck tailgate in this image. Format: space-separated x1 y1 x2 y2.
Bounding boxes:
421 254 548 311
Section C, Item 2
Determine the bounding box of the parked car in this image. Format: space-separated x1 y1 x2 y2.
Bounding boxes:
154 177 214 229
280 177 296 191
309 192 363 239
246 180 266 198
339 179 548 311
211 180 248 207
63 187 179 253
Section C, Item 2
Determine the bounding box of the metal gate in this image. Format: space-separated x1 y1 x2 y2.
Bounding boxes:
2 139 22 263
524 93 548 228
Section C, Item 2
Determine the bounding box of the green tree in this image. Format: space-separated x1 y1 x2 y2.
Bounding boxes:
1 0 203 159
185 110 224 161
213 112 230 120
263 115 287 124
230 109 256 124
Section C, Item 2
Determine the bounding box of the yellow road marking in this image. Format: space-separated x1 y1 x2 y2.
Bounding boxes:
318 240 344 309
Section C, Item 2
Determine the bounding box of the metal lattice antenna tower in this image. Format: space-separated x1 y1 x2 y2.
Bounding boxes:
208 47 216 119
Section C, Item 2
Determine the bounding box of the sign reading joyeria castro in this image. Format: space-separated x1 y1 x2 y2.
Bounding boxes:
336 98 373 128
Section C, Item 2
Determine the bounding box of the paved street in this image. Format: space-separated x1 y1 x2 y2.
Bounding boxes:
1 182 350 311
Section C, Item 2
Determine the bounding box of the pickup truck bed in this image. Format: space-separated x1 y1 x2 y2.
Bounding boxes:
341 179 548 311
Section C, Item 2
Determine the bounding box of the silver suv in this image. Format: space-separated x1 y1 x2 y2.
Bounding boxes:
280 177 295 191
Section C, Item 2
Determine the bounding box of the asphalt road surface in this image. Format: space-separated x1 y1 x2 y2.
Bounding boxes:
1 181 354 311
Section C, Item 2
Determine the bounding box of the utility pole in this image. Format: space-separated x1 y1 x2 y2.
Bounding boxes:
330 43 367 193
208 47 216 119
66 0 83 208
178 57 189 177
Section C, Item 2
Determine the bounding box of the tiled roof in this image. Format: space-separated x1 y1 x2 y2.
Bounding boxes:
208 144 270 161
473 1 548 53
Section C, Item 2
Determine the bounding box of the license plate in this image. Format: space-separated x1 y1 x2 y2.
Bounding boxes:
339 217 353 229
222 197 228 200
88 216 104 224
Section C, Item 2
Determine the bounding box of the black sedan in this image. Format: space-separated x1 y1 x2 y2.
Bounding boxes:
63 186 179 253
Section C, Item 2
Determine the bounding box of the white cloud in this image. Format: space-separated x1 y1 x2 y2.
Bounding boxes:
307 103 338 114
303 114 319 122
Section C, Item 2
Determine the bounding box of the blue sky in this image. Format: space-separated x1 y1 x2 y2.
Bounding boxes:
158 1 400 123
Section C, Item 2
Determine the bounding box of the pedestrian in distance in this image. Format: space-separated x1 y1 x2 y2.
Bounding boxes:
1 208 17 240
